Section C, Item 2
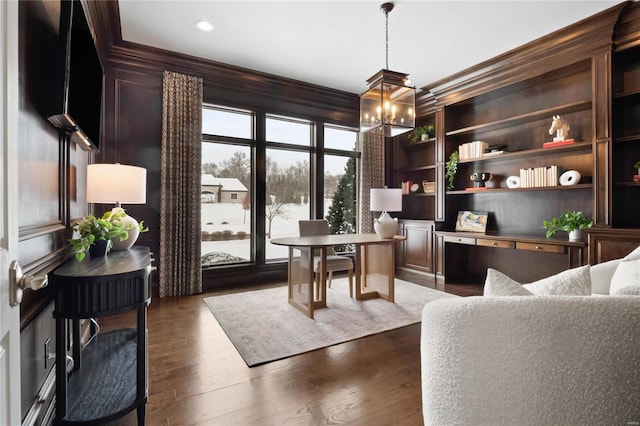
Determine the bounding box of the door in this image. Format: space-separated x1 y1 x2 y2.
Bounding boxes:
0 1 22 424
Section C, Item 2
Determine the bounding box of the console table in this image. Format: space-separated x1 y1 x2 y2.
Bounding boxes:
50 247 152 425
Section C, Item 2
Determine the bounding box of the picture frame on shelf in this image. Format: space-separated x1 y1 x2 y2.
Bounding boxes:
455 211 489 233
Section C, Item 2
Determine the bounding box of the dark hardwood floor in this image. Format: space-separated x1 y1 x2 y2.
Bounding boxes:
101 281 475 425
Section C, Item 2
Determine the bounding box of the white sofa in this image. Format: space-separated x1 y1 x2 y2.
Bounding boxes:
421 257 640 425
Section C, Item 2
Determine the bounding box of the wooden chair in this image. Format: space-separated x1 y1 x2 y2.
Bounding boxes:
298 219 354 297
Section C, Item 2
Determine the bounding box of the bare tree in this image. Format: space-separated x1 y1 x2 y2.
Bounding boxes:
265 200 289 238
221 151 250 188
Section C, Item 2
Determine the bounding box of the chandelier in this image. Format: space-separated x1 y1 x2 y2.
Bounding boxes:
360 2 415 137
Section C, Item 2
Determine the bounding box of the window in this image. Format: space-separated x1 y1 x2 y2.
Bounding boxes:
201 106 253 266
201 105 359 268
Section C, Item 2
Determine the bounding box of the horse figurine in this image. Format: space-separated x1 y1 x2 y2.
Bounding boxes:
549 115 570 142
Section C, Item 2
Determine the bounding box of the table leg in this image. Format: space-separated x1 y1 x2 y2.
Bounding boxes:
287 246 315 318
355 241 395 302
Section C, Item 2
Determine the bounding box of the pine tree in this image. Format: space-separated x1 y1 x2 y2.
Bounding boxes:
326 158 356 252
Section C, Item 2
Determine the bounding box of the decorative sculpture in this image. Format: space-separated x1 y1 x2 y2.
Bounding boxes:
549 115 571 142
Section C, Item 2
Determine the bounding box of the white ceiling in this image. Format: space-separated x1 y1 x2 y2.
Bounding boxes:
118 0 620 94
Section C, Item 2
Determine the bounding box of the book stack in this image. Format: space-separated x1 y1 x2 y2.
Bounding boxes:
543 139 575 148
519 165 560 188
458 141 489 160
401 181 413 194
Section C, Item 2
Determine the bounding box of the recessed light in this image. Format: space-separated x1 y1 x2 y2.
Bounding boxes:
195 20 214 32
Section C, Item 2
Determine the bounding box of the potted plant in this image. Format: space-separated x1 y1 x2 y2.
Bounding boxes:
634 160 640 176
409 124 435 143
69 210 130 261
542 210 593 241
446 151 459 190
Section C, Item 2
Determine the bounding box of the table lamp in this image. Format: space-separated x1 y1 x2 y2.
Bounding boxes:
370 187 402 238
86 163 147 250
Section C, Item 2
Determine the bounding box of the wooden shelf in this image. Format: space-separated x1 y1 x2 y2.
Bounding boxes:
457 142 592 164
401 165 437 172
402 138 436 148
614 89 640 100
445 100 592 137
614 134 640 143
403 192 436 197
447 183 592 195
615 181 640 187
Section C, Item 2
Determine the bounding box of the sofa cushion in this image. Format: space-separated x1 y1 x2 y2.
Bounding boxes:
624 245 640 261
590 259 621 295
484 265 591 297
610 258 640 295
484 269 534 297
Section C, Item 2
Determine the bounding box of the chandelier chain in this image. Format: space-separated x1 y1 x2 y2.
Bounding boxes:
385 8 389 70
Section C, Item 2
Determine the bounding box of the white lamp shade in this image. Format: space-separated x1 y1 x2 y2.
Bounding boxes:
87 164 147 204
370 188 402 212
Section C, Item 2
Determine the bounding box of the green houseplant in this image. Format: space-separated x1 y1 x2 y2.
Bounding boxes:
409 124 435 143
542 210 593 241
69 210 130 261
634 160 640 174
445 151 459 190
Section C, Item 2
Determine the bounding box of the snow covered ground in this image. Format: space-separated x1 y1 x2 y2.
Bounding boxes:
201 201 334 263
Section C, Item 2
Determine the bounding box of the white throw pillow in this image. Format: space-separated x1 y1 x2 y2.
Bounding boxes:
484 269 534 297
610 259 640 295
624 245 640 261
484 265 591 297
523 265 591 296
590 259 621 295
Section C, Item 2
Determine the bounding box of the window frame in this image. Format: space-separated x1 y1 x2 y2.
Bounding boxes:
201 104 360 270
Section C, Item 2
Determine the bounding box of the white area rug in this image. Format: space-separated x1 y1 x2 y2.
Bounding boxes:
203 278 459 367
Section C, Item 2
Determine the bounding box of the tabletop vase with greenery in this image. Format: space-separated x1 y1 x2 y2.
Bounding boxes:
69 210 131 261
542 210 593 241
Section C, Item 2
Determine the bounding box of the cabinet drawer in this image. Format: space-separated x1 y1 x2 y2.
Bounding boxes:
516 242 566 254
477 238 515 249
444 235 476 245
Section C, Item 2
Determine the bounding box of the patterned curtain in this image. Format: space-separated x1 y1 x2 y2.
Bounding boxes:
359 128 385 233
159 71 203 297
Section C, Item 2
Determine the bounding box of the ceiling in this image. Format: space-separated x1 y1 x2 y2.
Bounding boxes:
118 1 621 94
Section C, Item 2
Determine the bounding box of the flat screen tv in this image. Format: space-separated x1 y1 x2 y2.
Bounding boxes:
47 0 103 153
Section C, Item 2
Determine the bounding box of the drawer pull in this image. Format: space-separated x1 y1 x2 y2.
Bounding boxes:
536 246 542 250
457 238 462 242
492 242 498 246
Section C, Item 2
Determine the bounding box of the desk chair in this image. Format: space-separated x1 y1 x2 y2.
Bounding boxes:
298 220 354 297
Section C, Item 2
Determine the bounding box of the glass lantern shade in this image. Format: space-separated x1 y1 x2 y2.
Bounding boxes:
360 69 415 137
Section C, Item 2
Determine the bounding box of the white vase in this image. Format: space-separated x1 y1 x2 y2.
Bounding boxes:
110 207 140 250
569 229 582 241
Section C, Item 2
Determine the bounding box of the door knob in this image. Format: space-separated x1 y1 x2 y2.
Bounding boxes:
9 260 48 306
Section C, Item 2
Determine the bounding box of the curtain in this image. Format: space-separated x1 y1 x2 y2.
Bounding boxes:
159 71 203 297
358 128 385 233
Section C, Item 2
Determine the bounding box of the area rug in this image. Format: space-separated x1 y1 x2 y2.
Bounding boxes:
203 278 459 367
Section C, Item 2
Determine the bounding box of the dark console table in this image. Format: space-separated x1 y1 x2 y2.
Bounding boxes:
50 246 152 425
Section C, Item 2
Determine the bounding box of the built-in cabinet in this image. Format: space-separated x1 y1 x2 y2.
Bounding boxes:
391 1 640 291
392 113 438 284
612 44 640 228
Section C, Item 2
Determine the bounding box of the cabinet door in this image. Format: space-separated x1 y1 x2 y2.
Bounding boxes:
404 222 434 273
588 229 640 264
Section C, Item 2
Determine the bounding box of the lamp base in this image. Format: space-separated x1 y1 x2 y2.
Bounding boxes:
374 212 398 239
110 207 140 250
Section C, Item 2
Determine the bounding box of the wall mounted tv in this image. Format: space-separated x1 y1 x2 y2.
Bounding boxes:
47 0 103 153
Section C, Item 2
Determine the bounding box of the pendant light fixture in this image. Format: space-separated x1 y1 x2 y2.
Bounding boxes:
360 2 415 137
